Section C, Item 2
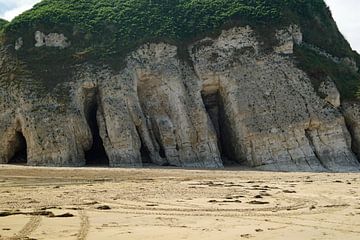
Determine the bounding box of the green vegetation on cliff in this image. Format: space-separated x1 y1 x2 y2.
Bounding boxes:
295 45 360 100
5 0 281 59
4 0 355 59
0 18 9 33
2 0 360 99
0 19 8 32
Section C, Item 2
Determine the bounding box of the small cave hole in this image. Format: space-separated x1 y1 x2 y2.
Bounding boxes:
159 145 166 159
140 143 152 164
201 90 237 165
84 92 109 166
9 131 27 164
136 128 152 164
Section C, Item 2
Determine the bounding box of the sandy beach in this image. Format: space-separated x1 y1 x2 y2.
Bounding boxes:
0 165 359 240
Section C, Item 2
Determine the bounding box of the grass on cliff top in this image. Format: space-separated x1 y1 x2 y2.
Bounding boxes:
4 0 356 61
2 0 360 100
5 0 280 60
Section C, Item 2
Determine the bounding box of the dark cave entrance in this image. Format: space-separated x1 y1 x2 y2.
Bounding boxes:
201 90 236 165
84 90 109 166
9 131 28 164
140 143 152 163
136 128 152 164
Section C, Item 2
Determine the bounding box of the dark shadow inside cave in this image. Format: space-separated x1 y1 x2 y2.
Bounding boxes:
140 143 152 163
136 128 152 164
343 121 360 162
9 131 28 164
201 90 237 165
84 91 109 166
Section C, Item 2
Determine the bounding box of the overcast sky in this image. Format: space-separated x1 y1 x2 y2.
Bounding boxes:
0 0 359 53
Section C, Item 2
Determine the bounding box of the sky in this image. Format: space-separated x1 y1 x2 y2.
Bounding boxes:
325 0 360 53
0 0 359 53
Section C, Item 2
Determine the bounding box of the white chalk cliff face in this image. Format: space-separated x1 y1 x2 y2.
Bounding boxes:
0 26 359 171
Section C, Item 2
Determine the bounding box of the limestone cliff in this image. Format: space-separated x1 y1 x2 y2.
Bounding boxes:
0 23 359 172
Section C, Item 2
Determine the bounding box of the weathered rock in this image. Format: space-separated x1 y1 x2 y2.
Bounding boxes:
190 27 358 172
274 25 303 54
318 79 341 108
34 31 70 49
15 37 23 51
0 25 359 171
341 57 358 72
343 102 360 157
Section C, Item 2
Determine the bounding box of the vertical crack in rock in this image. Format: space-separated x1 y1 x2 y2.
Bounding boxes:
345 121 359 159
135 81 169 166
135 73 180 166
158 144 167 159
135 127 151 164
304 129 327 170
83 86 109 166
201 90 237 165
342 103 360 160
201 91 221 148
8 131 28 164
127 43 222 168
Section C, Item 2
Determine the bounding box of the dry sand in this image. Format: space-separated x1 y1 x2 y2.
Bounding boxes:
0 165 359 240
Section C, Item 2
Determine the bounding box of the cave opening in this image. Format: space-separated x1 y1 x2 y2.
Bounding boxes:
140 143 152 164
201 90 236 165
136 128 152 164
84 93 109 166
159 145 166 159
9 131 28 164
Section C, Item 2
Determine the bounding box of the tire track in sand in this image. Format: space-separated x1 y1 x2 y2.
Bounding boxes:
7 214 41 240
77 210 89 240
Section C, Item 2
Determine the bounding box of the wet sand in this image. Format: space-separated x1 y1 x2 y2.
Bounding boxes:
0 165 359 239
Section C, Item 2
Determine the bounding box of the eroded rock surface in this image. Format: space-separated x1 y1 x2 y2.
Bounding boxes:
0 26 359 171
318 79 341 108
190 27 358 172
343 102 360 157
34 31 70 49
